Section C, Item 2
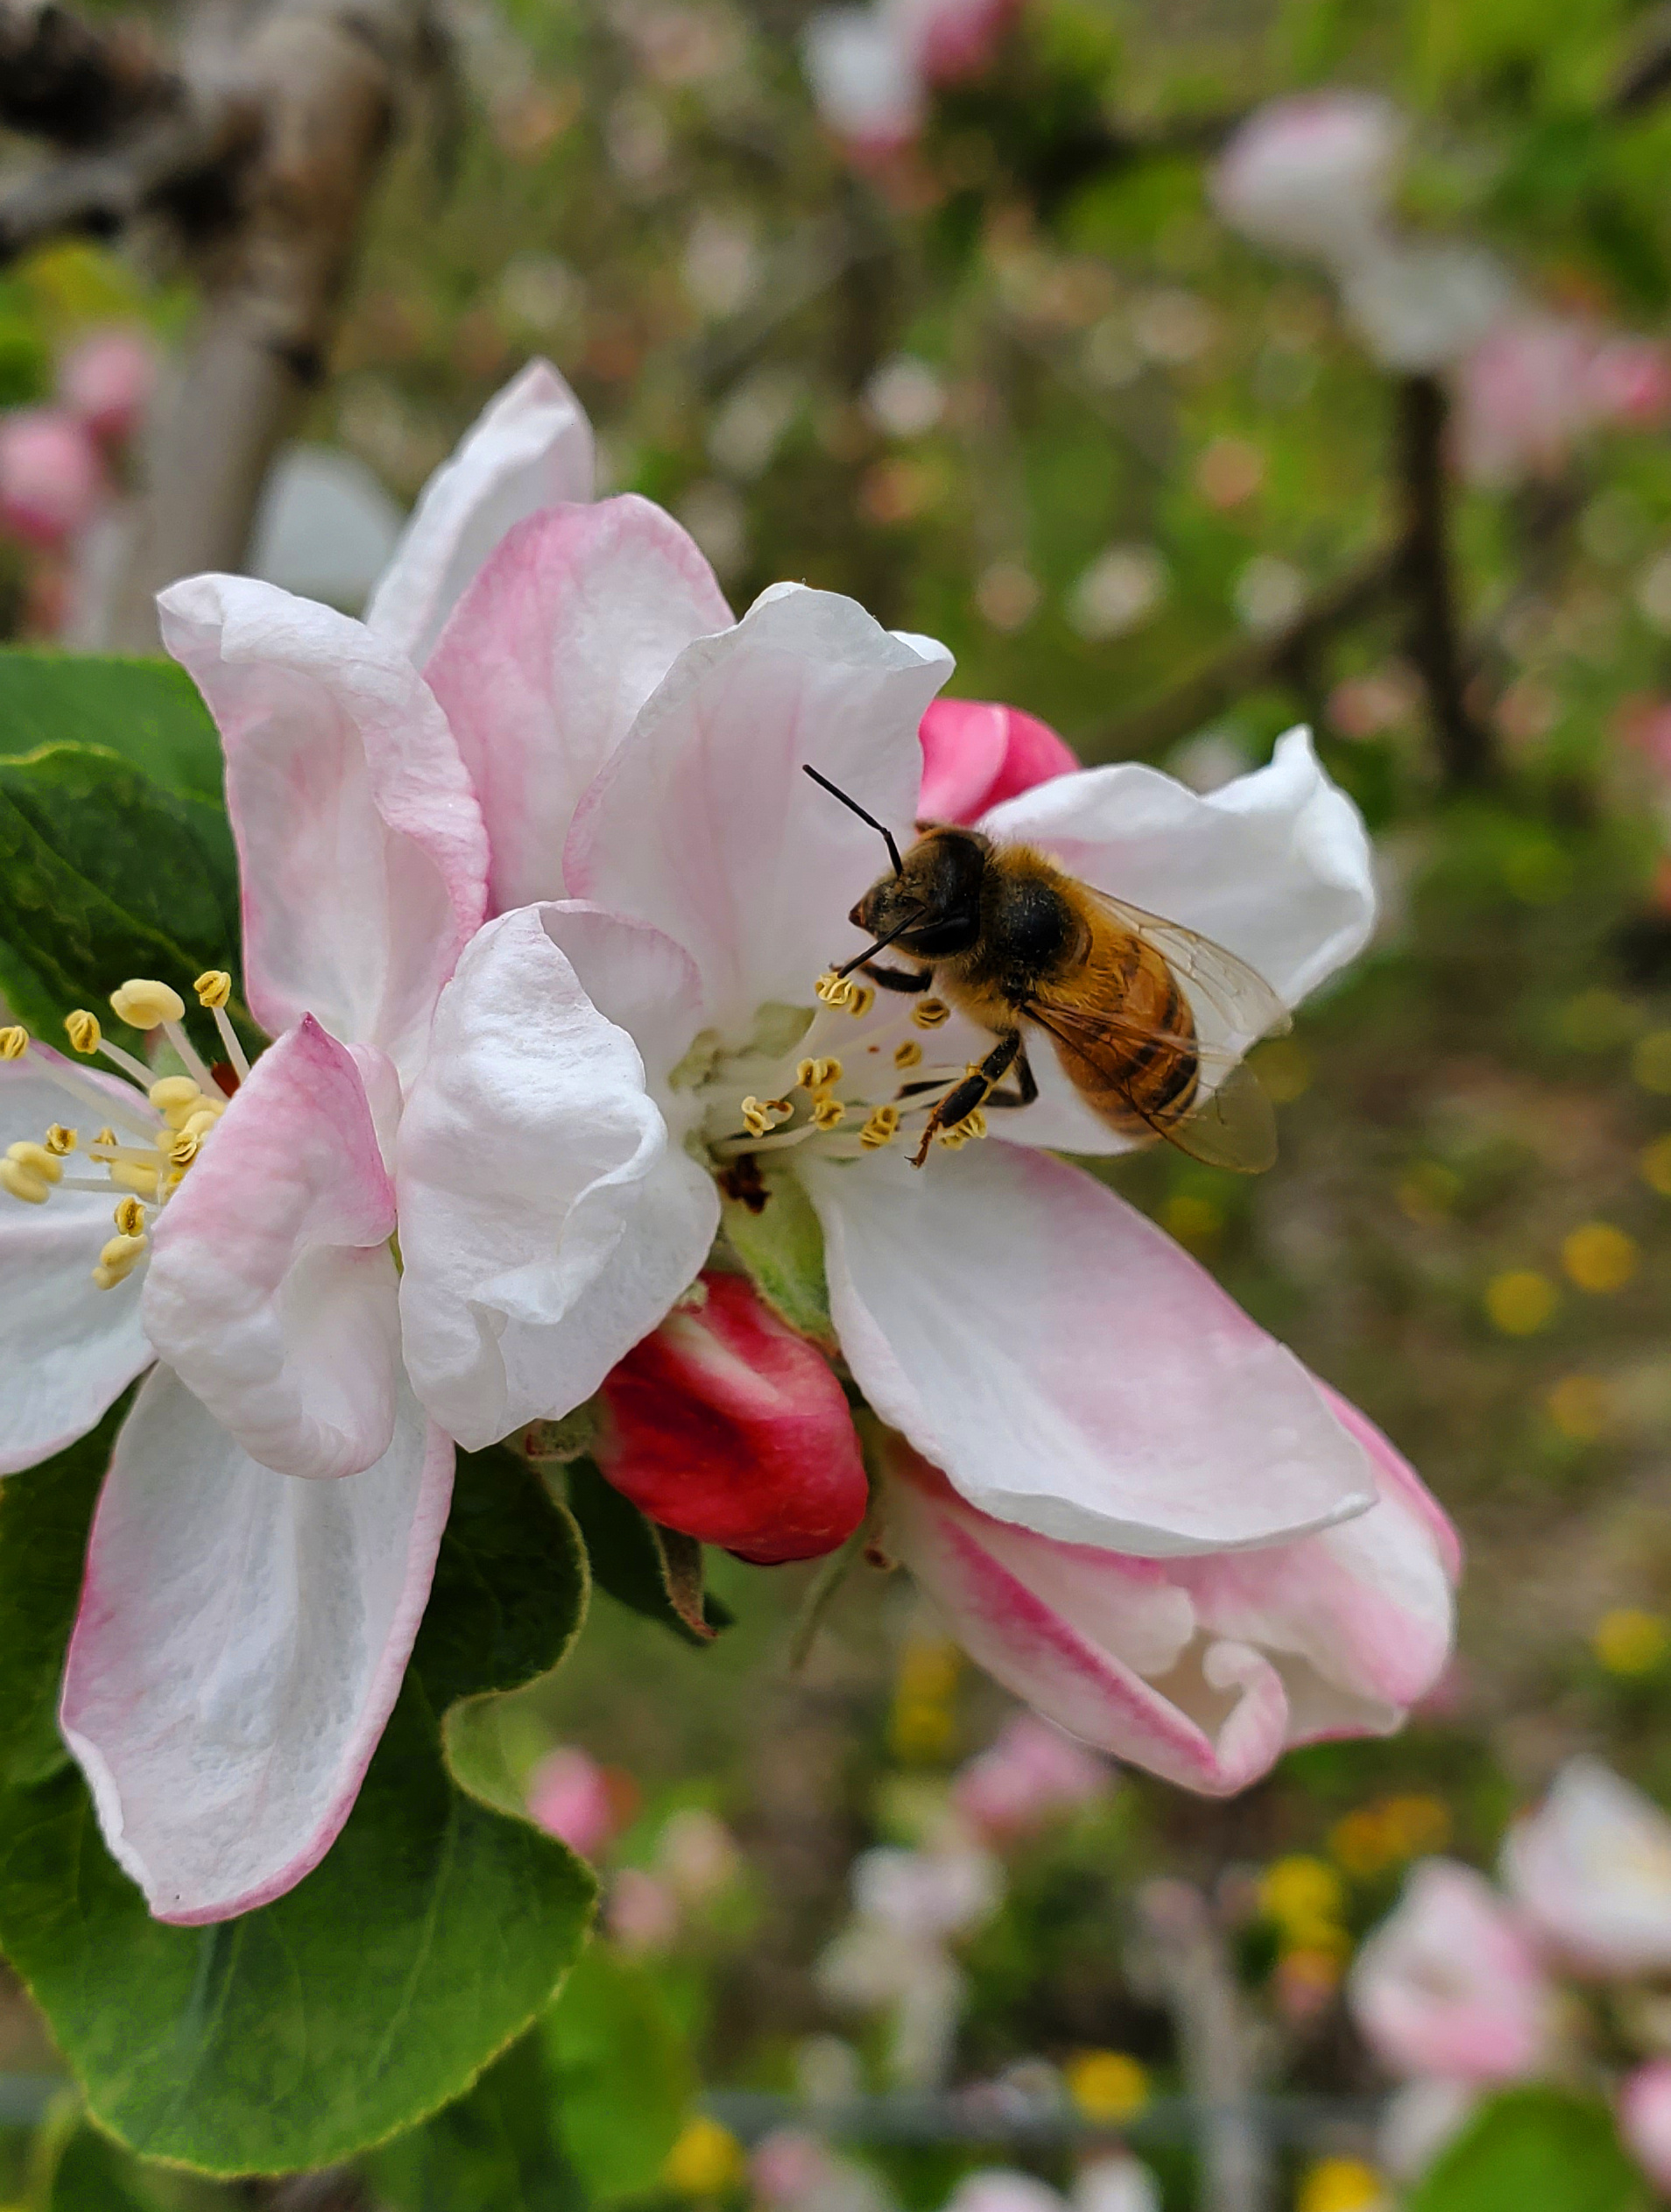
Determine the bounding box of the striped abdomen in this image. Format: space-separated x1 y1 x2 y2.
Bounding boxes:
1043 926 1200 1137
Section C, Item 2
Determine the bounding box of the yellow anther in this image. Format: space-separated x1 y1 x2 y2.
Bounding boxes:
860 1105 901 1149
815 970 857 1008
148 1077 201 1119
797 1057 843 1092
0 1026 27 1059
99 1233 147 1270
740 1095 793 1139
109 979 185 1029
812 1096 847 1131
962 1108 989 1141
43 1125 77 1155
180 1106 222 1141
112 1197 146 1237
847 983 875 1019
95 1126 115 1147
65 1010 101 1055
893 1038 923 1069
912 998 951 1029
937 1126 970 1150
6 1141 61 1184
109 1163 159 1198
165 1129 200 1169
0 1159 49 1204
194 970 232 1009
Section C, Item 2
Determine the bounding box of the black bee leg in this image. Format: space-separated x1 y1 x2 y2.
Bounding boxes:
979 1038 1039 1109
910 1031 1022 1168
862 961 932 993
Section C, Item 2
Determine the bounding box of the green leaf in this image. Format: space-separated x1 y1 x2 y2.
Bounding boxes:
0 1427 598 2177
0 745 241 1053
546 1945 694 2200
38 2119 164 2212
0 651 225 807
1409 2087 1647 2212
363 2031 585 2212
720 1157 832 1342
564 1462 732 1647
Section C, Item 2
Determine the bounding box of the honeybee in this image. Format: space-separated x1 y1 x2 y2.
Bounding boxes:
805 765 1290 1171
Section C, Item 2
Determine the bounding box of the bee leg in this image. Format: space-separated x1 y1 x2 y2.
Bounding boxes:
980 1038 1038 1110
862 961 932 993
910 1031 1021 1167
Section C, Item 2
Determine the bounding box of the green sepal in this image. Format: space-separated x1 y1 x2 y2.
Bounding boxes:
362 2030 586 2212
719 1157 833 1342
0 1424 597 2178
0 744 243 1053
1408 2086 1647 2212
563 1462 733 1647
545 1944 694 2200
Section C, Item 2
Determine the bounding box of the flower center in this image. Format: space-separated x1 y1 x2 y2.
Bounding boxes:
687 969 993 1172
0 972 249 1289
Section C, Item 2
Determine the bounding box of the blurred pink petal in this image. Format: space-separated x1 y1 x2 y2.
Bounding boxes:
1212 94 1403 265
0 409 103 549
57 327 156 446
1349 1860 1555 2085
952 1713 1110 1842
918 697 1080 825
1619 2060 1671 2194
1503 1757 1671 1977
525 1745 620 1859
608 1866 680 1954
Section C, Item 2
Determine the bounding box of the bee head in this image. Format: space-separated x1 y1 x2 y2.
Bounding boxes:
851 826 990 960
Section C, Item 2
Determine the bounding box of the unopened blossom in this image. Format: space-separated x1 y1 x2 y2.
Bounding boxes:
1349 1860 1556 2086
594 1271 867 1563
1503 1758 1671 1977
951 1712 1110 1843
0 408 103 549
1619 2060 1671 2194
1212 94 1405 266
401 464 1386 1569
0 361 596 1924
57 327 157 447
881 1391 1456 1795
919 697 1080 826
526 1745 622 1858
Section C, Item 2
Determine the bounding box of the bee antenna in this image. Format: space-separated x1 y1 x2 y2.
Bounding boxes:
802 764 904 875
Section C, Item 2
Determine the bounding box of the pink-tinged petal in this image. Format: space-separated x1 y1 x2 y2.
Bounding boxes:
1315 1384 1463 1582
1619 2062 1671 2195
0 1051 153 1472
427 498 732 915
363 358 596 668
397 907 720 1450
525 1746 621 1859
159 574 488 1078
60 1361 454 1925
142 1018 400 1481
596 1272 868 1565
1349 1861 1555 2086
1502 1757 1671 1976
981 725 1374 1010
567 584 952 1036
805 1141 1373 1555
881 1455 1290 1795
918 698 1079 825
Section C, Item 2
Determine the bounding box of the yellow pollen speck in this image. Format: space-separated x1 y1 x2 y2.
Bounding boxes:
812 1097 847 1131
109 979 185 1029
0 1160 49 1204
148 1077 201 1118
64 1011 101 1055
893 1038 923 1069
43 1125 76 1155
847 983 875 1018
860 1105 900 1148
7 1141 61 1184
912 997 950 1029
0 1026 26 1059
815 970 857 1008
796 1056 843 1091
194 970 232 1009
112 1197 146 1237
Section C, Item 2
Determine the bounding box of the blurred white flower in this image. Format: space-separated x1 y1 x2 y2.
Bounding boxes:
943 2172 1065 2212
1233 555 1307 633
247 447 405 613
675 477 750 577
864 354 948 439
709 371 802 479
801 9 923 159
1074 2157 1163 2212
497 254 583 339
1503 1757 1671 1977
1339 240 1512 373
1068 544 1168 640
1132 288 1217 365
1213 93 1405 265
976 558 1041 632
817 1841 999 2087
655 1806 743 1902
683 210 762 318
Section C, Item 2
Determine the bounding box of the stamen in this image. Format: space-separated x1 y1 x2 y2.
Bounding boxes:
6 1141 62 1184
92 1232 147 1290
893 1038 923 1069
165 1129 201 1170
0 1026 26 1060
109 979 184 1029
195 970 250 1081
740 1095 794 1140
860 1106 901 1149
814 971 857 1009
112 1196 146 1237
43 1125 76 1155
149 1077 203 1127
811 1097 847 1132
847 984 875 1019
0 1159 49 1203
67 1011 153 1089
912 998 951 1029
797 1057 843 1092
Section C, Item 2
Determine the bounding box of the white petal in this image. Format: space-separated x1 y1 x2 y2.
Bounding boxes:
566 586 952 1037
397 907 720 1449
60 1363 454 1924
805 1140 1373 1555
364 359 596 668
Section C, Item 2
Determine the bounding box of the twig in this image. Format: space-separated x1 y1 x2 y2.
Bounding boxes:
1396 371 1495 787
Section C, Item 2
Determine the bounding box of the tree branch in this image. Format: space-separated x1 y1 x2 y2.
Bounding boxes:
1395 371 1495 787
0 0 179 146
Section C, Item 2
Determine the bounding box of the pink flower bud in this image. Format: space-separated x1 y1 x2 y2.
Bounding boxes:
0 408 104 550
57 327 156 446
1212 94 1404 265
525 1744 623 1859
1586 336 1671 428
904 0 1020 85
918 697 1080 825
596 1273 869 1565
1619 2061 1671 2194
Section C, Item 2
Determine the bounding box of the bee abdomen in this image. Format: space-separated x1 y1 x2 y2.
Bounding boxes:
1066 943 1200 1133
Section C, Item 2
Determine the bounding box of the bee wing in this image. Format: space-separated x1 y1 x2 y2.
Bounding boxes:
1082 887 1291 1064
1022 995 1280 1173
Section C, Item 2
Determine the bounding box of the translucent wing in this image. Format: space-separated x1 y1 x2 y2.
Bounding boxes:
1082 887 1291 1063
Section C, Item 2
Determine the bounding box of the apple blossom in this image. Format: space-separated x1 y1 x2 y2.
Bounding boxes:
57 327 157 447
878 1392 1456 1795
1502 1758 1671 1977
1453 314 1671 485
1348 1860 1556 2086
0 407 104 550
1211 94 1405 267
919 697 1080 826
1619 2060 1671 2195
800 0 1017 164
